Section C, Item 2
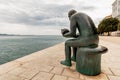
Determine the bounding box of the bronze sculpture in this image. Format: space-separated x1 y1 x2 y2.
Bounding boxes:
61 10 99 66
61 9 108 76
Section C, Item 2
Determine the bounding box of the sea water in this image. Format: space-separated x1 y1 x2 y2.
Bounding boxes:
0 35 66 64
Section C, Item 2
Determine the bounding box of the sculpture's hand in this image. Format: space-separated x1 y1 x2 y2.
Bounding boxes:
61 28 69 36
73 34 79 38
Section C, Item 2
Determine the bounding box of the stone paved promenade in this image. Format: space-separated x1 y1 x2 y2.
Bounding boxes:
0 36 120 80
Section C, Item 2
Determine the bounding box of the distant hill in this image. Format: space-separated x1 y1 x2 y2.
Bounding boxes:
0 34 20 36
0 34 41 36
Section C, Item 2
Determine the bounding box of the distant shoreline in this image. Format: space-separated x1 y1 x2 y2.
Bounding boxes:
0 34 61 36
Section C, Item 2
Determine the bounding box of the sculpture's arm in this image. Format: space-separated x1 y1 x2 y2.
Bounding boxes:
63 18 76 38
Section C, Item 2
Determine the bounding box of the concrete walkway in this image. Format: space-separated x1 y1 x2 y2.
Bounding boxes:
0 36 120 80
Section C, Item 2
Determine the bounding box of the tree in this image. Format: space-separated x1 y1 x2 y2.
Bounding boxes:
118 21 120 31
97 22 105 35
98 18 119 36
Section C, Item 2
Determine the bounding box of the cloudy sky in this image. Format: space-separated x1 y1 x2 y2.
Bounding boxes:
0 0 114 35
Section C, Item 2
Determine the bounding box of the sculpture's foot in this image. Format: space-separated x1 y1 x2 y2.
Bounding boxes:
71 56 76 62
60 60 72 66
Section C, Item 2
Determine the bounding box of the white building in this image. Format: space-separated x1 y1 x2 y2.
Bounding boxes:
112 0 120 20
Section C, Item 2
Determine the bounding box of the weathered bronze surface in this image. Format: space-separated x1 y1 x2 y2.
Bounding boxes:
60 9 108 76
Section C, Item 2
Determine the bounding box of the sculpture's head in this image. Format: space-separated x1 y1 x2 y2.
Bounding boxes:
68 9 77 19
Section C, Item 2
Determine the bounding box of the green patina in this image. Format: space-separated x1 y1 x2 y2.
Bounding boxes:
60 9 108 76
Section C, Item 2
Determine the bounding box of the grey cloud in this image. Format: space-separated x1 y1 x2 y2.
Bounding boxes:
80 6 96 10
76 2 96 11
0 1 73 27
0 0 97 28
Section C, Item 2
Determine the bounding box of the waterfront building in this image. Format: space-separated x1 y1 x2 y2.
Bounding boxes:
112 0 120 20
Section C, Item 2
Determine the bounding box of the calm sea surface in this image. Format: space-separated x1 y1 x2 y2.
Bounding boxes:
0 35 66 64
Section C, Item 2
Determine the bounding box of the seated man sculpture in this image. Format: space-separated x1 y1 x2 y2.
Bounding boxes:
61 9 99 66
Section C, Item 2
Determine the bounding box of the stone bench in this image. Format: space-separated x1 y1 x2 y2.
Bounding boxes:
76 45 108 76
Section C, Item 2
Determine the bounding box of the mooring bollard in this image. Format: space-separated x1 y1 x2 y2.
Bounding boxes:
76 45 108 76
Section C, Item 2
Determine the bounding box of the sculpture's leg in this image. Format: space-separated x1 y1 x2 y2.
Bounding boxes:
71 47 77 62
60 45 72 66
60 39 80 66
